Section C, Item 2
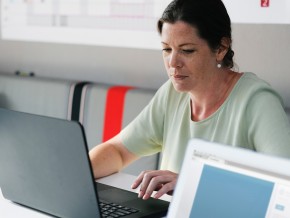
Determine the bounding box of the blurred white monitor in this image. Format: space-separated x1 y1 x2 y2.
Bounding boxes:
167 139 290 218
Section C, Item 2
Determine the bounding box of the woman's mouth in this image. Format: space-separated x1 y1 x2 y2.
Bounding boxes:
171 74 188 80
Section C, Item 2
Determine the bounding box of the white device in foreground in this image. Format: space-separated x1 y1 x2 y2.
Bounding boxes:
167 139 290 218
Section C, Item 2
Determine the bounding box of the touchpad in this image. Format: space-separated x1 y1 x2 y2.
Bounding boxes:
96 183 138 204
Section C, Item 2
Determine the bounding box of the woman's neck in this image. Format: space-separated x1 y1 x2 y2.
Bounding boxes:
190 70 242 121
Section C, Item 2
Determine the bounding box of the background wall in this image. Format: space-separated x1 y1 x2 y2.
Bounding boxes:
0 20 289 106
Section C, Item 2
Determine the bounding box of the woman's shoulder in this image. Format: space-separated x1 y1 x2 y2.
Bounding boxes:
236 72 275 92
233 72 283 103
240 72 270 86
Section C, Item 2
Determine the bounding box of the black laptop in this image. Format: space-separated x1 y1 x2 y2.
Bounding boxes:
0 108 169 218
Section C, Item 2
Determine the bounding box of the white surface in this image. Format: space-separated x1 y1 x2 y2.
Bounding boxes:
0 172 171 218
1 0 171 49
0 189 54 218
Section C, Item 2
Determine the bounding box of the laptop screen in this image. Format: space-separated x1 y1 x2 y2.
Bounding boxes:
167 139 290 218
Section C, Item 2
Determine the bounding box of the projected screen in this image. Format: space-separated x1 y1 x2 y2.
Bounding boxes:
1 0 290 49
1 0 171 49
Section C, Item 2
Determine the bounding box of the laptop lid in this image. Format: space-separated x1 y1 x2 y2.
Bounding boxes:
0 108 169 218
0 108 101 217
167 139 290 218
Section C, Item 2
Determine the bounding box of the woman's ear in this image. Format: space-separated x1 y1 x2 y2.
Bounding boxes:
216 37 231 61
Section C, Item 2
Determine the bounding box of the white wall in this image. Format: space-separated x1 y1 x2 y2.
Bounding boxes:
232 24 290 107
0 22 289 107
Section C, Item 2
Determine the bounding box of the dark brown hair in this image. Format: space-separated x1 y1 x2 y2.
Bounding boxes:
158 0 234 68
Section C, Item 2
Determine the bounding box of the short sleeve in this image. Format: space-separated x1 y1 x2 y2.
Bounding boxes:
246 86 290 158
120 81 171 156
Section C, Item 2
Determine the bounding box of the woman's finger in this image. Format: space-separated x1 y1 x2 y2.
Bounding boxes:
138 171 162 199
131 170 148 189
153 180 177 199
139 171 178 200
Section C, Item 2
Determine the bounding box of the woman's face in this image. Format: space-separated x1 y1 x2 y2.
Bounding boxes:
161 21 219 93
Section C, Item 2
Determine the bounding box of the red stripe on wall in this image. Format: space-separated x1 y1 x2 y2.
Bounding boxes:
102 86 134 142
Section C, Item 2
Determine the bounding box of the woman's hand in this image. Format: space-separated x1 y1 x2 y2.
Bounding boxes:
131 170 178 200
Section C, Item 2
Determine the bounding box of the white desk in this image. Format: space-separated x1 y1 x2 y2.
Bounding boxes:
0 172 171 218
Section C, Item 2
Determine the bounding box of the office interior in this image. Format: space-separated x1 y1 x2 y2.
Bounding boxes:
1 1 290 217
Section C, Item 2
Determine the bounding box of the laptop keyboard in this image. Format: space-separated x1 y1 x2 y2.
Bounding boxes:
100 200 139 218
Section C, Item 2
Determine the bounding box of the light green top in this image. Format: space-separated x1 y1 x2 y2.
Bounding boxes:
121 73 290 173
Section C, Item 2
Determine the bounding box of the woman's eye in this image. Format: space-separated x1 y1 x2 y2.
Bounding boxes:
162 48 171 53
182 49 195 54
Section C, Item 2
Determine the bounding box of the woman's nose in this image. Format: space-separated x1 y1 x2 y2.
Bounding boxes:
168 52 182 68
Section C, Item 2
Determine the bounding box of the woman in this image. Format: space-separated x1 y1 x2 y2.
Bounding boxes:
89 0 290 200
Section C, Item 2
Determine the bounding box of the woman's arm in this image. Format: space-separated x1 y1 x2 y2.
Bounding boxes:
89 133 138 179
